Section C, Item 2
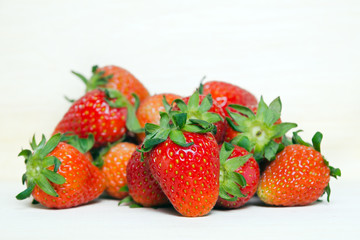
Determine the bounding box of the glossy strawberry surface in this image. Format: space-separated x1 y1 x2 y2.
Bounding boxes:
217 145 260 208
148 132 220 217
127 147 169 207
102 142 137 199
54 89 127 147
97 65 150 105
32 142 106 208
257 144 330 206
203 81 257 115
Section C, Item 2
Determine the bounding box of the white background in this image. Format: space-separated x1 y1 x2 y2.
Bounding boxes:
0 0 359 239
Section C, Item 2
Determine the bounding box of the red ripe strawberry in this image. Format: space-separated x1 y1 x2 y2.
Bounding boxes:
217 143 260 209
175 94 227 144
136 93 181 142
16 134 106 208
54 89 141 147
73 65 150 105
100 142 137 199
148 131 219 217
226 97 296 161
257 132 341 206
201 81 257 114
126 146 169 207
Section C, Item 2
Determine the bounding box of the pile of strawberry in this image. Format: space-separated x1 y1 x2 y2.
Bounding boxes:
16 65 341 217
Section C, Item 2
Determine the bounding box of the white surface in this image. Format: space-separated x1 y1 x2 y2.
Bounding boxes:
1 0 360 239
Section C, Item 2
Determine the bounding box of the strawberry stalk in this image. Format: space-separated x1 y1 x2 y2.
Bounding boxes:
72 65 113 93
227 97 297 161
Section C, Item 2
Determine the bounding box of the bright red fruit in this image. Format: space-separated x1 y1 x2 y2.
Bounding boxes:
148 132 220 217
17 134 106 208
217 144 260 208
257 132 341 206
126 147 169 207
53 89 127 147
202 81 257 114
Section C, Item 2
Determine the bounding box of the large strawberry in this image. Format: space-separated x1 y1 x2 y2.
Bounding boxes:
257 131 341 206
216 143 260 209
140 95 221 217
54 88 141 147
201 81 258 114
136 93 181 142
174 92 227 144
226 97 297 161
72 65 150 105
126 146 169 207
16 134 106 208
96 142 137 199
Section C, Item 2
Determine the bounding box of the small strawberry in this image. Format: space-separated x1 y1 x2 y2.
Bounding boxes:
54 88 141 147
226 97 297 161
136 93 181 142
257 131 341 206
16 134 106 208
97 142 137 199
201 81 258 114
126 146 169 207
217 143 260 209
72 65 150 105
174 93 227 144
140 93 221 217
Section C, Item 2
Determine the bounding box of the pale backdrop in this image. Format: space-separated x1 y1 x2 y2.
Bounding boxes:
0 1 359 185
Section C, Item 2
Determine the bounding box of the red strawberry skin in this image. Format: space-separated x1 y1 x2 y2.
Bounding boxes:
217 145 260 208
179 95 227 144
97 65 150 105
257 144 330 206
136 93 181 142
127 147 169 207
32 142 106 208
102 142 137 199
203 81 257 114
148 132 220 217
53 89 127 147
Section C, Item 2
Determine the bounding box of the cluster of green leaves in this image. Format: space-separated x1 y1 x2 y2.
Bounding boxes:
72 65 113 93
219 142 251 202
16 134 65 200
139 91 221 154
227 97 297 161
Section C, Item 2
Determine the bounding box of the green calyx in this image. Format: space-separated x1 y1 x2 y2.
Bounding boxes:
139 92 220 156
219 142 251 202
227 96 297 161
60 133 95 154
103 88 143 134
72 65 113 93
285 131 341 202
16 134 66 200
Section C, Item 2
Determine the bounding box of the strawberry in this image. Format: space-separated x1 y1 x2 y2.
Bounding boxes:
257 131 341 206
72 65 150 105
226 97 297 161
140 92 221 217
98 142 137 199
201 81 258 114
16 134 106 208
54 88 141 147
217 143 260 208
136 93 181 142
174 93 227 144
126 146 169 207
